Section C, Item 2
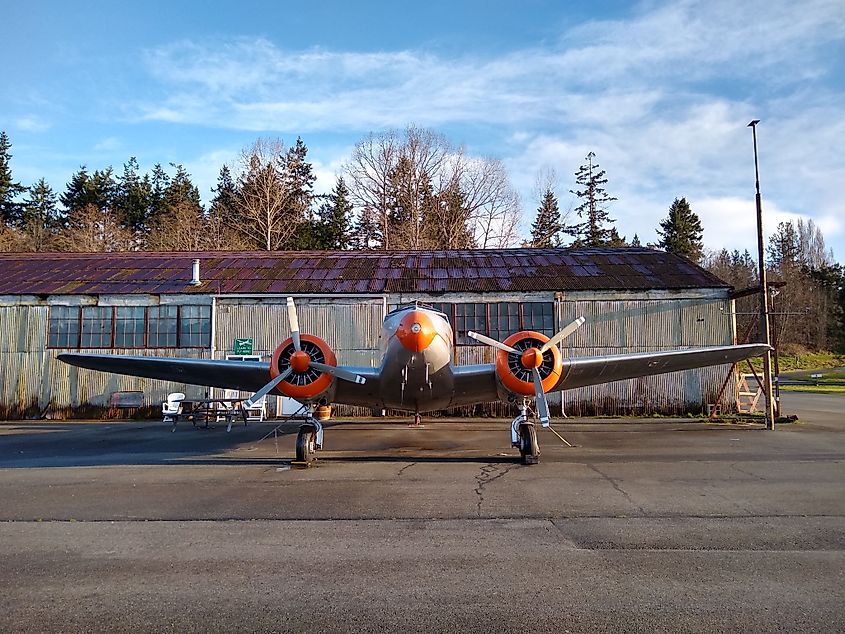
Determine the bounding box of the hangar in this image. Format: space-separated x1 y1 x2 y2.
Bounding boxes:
0 247 740 419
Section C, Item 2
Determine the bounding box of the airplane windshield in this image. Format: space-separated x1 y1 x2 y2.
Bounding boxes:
387 302 448 321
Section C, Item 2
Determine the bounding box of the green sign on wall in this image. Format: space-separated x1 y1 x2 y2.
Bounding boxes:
233 338 254 355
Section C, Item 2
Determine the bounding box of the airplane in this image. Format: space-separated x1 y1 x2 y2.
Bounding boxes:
58 298 769 465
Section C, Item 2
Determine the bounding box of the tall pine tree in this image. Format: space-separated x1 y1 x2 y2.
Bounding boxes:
115 157 152 232
566 151 619 246
529 188 562 247
20 178 60 249
656 197 704 262
0 131 26 225
315 176 354 250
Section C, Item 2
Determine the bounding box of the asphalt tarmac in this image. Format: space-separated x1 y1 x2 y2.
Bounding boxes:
1 392 843 633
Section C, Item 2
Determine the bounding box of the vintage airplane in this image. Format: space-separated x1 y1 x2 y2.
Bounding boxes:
59 298 768 465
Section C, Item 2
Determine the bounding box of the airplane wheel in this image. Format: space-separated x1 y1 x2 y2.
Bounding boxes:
518 423 539 465
296 424 317 463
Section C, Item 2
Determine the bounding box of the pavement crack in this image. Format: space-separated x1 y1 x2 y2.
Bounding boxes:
730 463 767 481
474 463 513 516
587 463 647 515
397 462 417 478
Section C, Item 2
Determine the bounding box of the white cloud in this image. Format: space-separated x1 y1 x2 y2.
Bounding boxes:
93 137 122 152
15 116 50 133
119 0 845 258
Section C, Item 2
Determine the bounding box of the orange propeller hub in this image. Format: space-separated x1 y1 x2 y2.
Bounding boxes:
396 310 437 352
520 347 543 369
290 350 311 373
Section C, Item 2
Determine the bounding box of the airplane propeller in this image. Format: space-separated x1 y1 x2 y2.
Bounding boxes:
243 298 365 410
468 316 584 425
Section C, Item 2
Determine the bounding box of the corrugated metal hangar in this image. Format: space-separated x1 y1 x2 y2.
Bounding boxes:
0 247 740 419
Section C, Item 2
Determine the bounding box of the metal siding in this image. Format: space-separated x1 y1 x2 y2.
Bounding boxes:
555 296 737 414
1 289 738 417
214 298 383 359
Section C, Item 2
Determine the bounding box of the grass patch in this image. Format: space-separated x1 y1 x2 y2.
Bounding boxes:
778 384 845 394
747 351 845 373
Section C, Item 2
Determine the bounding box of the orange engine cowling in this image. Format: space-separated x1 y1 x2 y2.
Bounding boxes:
269 334 337 400
495 331 563 396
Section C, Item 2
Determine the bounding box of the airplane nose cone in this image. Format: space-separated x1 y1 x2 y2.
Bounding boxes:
396 310 436 352
520 347 544 369
290 350 311 373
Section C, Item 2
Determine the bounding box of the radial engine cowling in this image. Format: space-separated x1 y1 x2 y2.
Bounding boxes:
269 334 337 400
495 331 563 396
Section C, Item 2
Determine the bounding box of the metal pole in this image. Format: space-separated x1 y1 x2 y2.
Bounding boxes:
748 120 776 430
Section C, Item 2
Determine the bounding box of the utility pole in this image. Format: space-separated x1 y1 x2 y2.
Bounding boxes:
748 120 776 430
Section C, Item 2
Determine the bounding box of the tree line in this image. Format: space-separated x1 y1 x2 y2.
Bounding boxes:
0 126 699 255
1 127 842 352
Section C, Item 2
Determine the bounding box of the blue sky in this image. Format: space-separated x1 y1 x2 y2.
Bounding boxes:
3 0 844 260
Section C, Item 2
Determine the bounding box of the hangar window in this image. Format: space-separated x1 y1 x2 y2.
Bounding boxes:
147 305 178 348
179 305 211 347
401 302 554 345
114 306 146 348
488 303 521 342
80 306 113 348
522 302 554 336
454 303 487 344
47 304 210 349
48 306 81 348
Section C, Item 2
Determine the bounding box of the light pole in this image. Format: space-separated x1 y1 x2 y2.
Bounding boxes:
748 119 776 430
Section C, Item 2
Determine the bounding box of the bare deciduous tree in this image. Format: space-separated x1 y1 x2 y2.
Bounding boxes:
53 203 133 252
345 126 521 250
232 138 302 250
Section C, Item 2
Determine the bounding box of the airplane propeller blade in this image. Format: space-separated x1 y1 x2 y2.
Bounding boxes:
310 361 366 384
540 316 586 353
467 331 518 354
244 366 293 409
531 367 551 427
286 297 301 352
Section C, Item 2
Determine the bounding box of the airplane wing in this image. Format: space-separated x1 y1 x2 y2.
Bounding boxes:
552 343 770 390
450 343 768 403
57 353 382 399
57 353 273 392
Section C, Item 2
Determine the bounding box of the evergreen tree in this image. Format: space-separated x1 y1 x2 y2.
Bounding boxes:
631 233 641 247
60 166 116 214
529 188 562 247
566 151 618 246
209 165 238 221
656 197 704 262
20 178 60 249
282 137 316 246
115 157 152 232
767 221 799 269
204 164 250 250
0 131 26 226
162 164 201 211
427 178 474 249
148 163 171 224
60 166 92 212
315 176 354 250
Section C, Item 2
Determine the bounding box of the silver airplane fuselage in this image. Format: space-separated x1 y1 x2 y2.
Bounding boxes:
377 306 456 412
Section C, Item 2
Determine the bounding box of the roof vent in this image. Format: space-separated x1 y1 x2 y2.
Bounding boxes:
190 258 201 286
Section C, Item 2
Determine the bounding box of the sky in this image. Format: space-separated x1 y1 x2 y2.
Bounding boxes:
3 0 844 261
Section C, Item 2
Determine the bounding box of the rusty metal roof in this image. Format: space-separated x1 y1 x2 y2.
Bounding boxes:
0 248 729 295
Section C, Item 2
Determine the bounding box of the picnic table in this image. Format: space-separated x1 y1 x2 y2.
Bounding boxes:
178 398 247 431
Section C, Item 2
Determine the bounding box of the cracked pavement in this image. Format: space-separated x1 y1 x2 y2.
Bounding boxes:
1 392 844 632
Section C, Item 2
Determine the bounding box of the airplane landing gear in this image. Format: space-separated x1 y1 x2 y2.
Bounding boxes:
518 422 539 465
511 399 540 465
295 424 318 463
295 409 324 465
